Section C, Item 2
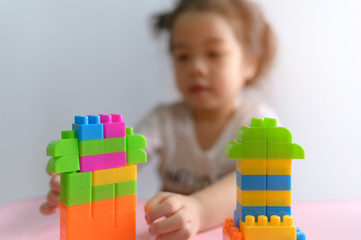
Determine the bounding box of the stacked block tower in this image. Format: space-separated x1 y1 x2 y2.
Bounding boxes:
46 114 147 240
222 118 306 240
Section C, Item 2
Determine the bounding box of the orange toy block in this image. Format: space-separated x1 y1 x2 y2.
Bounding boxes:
223 218 243 240
60 218 92 240
92 198 115 218
115 209 136 229
115 194 136 214
60 202 91 223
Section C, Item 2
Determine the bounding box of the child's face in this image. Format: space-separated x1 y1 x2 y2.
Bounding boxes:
171 11 255 111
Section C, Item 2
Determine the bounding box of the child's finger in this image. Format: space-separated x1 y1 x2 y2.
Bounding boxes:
145 195 183 224
156 222 193 240
46 190 60 206
39 203 59 215
149 208 189 235
144 192 173 213
50 175 61 193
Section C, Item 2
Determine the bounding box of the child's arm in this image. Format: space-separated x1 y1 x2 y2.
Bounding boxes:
144 171 236 239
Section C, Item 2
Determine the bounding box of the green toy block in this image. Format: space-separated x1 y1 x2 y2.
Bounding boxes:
127 149 147 164
237 125 267 144
79 137 126 156
61 172 92 190
263 118 277 127
47 155 80 174
225 140 267 159
267 127 293 143
268 143 305 159
92 184 115 202
46 131 79 157
115 180 137 198
60 187 92 206
126 134 147 150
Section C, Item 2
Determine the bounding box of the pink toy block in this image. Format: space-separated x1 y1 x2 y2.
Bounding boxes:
79 152 126 172
100 114 126 138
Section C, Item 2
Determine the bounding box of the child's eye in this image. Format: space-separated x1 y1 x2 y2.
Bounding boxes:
207 51 222 58
175 54 189 62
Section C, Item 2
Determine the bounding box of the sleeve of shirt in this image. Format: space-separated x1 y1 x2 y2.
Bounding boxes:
134 104 165 163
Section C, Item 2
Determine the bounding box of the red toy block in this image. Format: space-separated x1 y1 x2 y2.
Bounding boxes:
92 198 115 218
100 114 126 138
79 152 126 172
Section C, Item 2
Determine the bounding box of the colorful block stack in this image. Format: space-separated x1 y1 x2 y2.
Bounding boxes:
222 118 306 240
46 114 147 240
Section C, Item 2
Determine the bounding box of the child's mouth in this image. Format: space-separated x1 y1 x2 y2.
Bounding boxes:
190 85 209 94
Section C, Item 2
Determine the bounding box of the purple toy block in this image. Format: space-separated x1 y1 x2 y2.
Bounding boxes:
100 114 126 138
79 152 126 172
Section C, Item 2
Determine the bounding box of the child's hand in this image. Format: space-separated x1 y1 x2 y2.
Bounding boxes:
39 170 61 215
144 192 202 240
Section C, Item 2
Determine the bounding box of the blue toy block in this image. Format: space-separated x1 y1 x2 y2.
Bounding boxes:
267 175 291 190
266 206 291 219
297 227 306 240
237 171 266 190
237 202 266 223
72 115 103 141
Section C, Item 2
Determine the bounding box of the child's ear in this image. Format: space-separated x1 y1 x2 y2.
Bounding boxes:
243 59 257 83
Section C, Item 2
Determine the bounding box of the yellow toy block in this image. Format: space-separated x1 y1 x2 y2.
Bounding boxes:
267 159 292 175
267 191 291 206
237 186 266 206
237 159 266 175
92 164 137 186
240 215 296 240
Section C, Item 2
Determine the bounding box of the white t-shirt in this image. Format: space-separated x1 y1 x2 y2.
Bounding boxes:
136 94 279 195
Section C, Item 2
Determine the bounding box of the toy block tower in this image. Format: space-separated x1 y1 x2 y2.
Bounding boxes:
222 118 306 240
46 114 147 240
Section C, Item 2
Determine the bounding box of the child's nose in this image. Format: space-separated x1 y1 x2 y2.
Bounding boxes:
189 57 208 77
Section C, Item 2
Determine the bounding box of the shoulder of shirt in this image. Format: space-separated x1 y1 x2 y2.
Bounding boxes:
236 93 281 124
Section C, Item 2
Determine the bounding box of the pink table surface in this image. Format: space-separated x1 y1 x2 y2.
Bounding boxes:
0 196 360 240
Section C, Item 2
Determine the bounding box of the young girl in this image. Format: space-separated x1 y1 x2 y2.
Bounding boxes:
40 0 278 239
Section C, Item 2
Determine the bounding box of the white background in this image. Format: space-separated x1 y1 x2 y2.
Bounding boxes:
0 0 360 207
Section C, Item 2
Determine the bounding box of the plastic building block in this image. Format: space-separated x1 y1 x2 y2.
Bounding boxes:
239 215 296 240
47 131 79 157
79 152 126 172
78 137 126 156
237 172 266 191
92 183 115 202
236 202 266 224
223 118 306 240
268 143 304 159
115 195 136 214
266 206 291 219
47 155 80 174
296 228 306 240
60 187 92 207
237 159 266 175
72 115 103 141
100 114 126 138
92 198 115 218
46 131 80 174
267 175 291 190
225 141 267 159
47 113 147 240
267 191 291 206
61 172 92 190
126 127 147 164
267 159 292 175
60 202 91 222
115 180 137 197
92 164 137 186
237 187 266 206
